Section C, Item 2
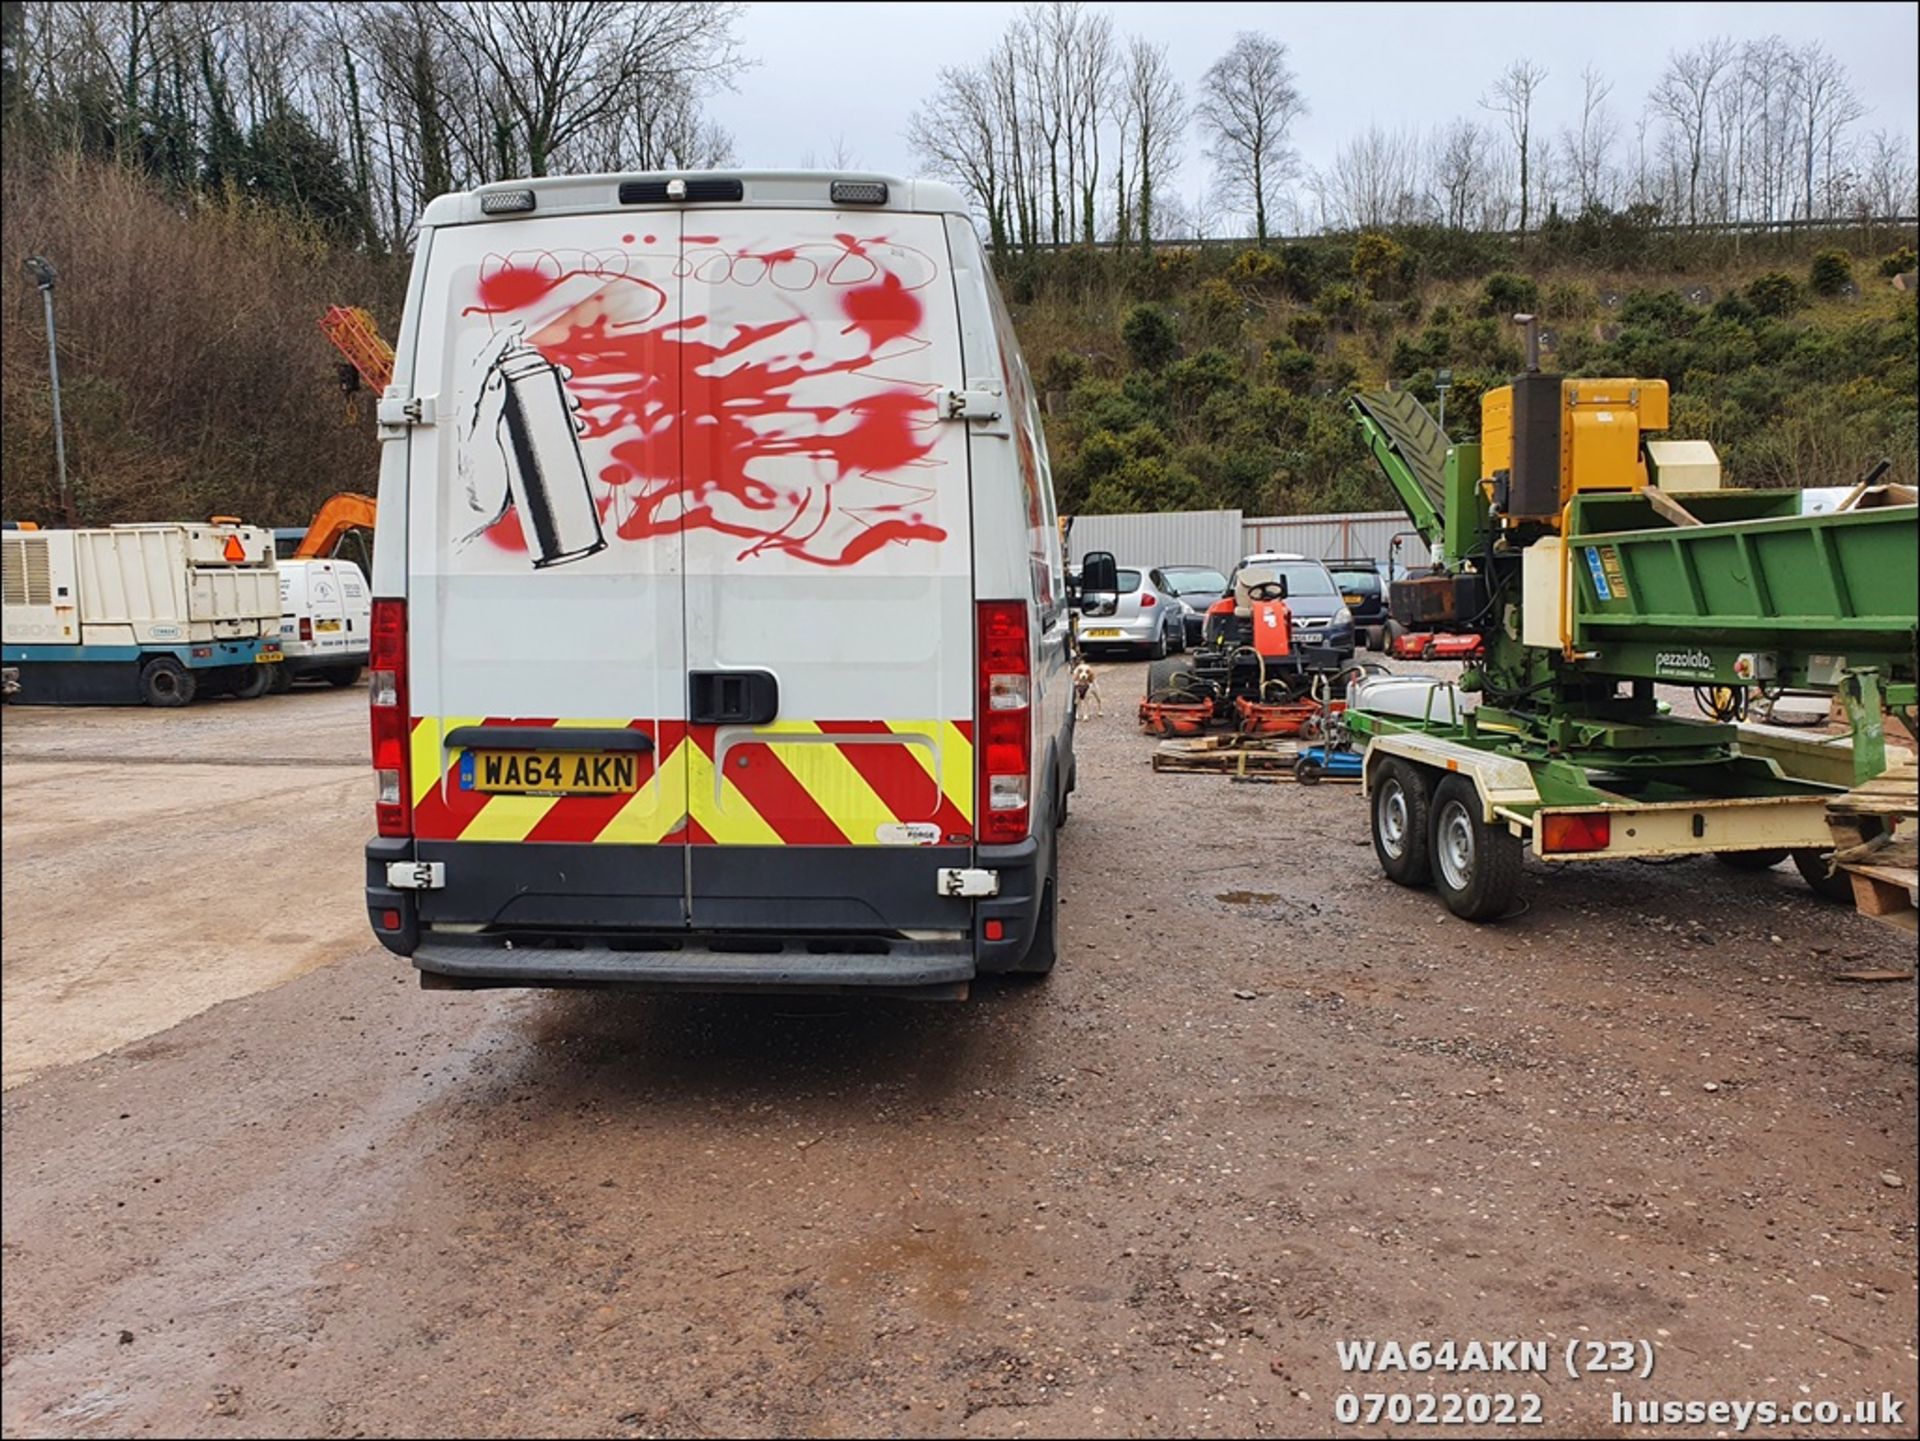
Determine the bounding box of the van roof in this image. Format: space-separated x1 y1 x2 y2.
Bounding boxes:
422 171 970 229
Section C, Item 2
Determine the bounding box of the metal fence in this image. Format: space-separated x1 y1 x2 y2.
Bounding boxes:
1242 511 1432 576
1064 509 1245 576
1065 508 1432 579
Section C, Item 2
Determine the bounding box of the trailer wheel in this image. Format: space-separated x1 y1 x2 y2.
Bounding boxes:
1790 848 1855 903
230 664 272 700
1429 775 1523 920
267 662 296 694
1371 758 1434 887
1714 848 1789 871
141 656 197 708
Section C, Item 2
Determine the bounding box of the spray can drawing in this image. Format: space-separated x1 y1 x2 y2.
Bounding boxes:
495 344 605 568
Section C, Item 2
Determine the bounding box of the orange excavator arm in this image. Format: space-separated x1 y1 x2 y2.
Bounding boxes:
294 492 379 560
319 306 395 393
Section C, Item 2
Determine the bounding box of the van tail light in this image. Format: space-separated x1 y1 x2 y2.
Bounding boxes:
370 598 411 836
299 616 314 642
977 600 1031 845
1542 812 1610 853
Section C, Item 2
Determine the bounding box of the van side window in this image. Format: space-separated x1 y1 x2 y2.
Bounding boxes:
979 253 1063 624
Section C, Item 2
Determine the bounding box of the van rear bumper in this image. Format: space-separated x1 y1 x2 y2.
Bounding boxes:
408 939 974 996
365 834 1045 987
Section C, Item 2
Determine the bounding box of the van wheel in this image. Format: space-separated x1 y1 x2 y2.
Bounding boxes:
1430 775 1523 921
323 665 363 688
230 664 272 700
1791 848 1855 903
1013 855 1059 977
141 656 196 708
268 663 296 694
1371 758 1433 886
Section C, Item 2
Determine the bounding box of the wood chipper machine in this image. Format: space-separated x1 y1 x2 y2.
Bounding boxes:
1344 317 1919 920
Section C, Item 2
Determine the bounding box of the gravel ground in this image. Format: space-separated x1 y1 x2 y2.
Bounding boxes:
2 665 1914 1438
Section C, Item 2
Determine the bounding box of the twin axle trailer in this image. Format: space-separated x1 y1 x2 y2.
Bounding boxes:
1 522 283 706
1346 365 1918 921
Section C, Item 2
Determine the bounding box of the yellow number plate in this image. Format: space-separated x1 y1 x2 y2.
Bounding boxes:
1083 628 1125 639
315 618 343 633
463 750 638 795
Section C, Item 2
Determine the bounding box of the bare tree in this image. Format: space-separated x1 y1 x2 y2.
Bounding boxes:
1856 128 1917 218
1320 123 1423 229
1481 57 1545 235
1561 64 1616 210
426 2 742 177
1195 30 1305 243
1650 37 1734 224
909 62 1010 254
1116 35 1182 254
1428 118 1491 230
1787 42 1863 220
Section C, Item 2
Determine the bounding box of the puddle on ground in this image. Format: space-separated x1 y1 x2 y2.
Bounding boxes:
1217 890 1284 905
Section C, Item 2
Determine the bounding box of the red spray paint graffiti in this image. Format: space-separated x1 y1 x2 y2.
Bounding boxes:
466 235 950 566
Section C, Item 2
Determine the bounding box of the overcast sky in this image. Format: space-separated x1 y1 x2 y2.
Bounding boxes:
707 1 1919 220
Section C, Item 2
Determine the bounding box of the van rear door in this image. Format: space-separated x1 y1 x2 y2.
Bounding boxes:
404 213 690 927
403 204 973 939
673 213 975 926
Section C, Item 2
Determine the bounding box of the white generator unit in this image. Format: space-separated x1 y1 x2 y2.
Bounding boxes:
1 521 283 706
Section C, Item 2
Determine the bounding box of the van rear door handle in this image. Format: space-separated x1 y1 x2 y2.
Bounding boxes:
688 670 779 726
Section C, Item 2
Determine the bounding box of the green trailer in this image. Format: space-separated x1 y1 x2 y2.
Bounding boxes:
1344 362 1918 921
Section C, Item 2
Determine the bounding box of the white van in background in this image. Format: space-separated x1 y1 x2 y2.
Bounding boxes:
363 172 1080 996
275 558 369 690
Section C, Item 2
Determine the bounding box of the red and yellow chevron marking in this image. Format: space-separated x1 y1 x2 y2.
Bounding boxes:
409 716 973 846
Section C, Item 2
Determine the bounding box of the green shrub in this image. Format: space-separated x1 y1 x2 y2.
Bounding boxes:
1315 282 1361 328
1190 279 1244 346
1288 312 1327 351
1543 280 1595 322
1350 232 1407 297
1264 342 1317 393
1037 351 1087 393
1479 271 1538 317
1122 304 1179 371
1746 272 1802 317
1711 292 1758 325
1809 249 1853 297
1228 248 1282 288
1880 247 1918 278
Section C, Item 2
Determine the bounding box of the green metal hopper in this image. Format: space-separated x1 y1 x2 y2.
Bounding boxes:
1567 491 1920 690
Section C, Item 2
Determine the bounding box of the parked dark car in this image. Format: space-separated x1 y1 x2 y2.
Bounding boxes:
1157 564 1230 645
1327 558 1389 649
1225 553 1355 663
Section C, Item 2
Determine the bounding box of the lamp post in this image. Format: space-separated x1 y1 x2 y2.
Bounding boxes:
1434 366 1454 439
24 256 71 523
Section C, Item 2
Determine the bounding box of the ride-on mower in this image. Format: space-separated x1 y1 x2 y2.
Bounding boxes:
1140 564 1371 737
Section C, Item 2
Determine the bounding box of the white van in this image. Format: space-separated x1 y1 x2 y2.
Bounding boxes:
363 172 1077 995
274 558 370 690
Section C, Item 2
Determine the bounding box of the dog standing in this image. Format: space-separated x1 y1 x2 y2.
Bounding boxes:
1073 660 1102 720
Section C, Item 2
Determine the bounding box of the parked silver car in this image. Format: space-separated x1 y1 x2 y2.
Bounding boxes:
1076 565 1186 659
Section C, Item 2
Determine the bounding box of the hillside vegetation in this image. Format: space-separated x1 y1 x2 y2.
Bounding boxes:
1008 220 1919 519
2 150 1914 529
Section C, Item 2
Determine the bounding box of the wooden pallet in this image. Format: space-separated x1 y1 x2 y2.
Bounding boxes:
1151 737 1298 775
1827 762 1918 936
